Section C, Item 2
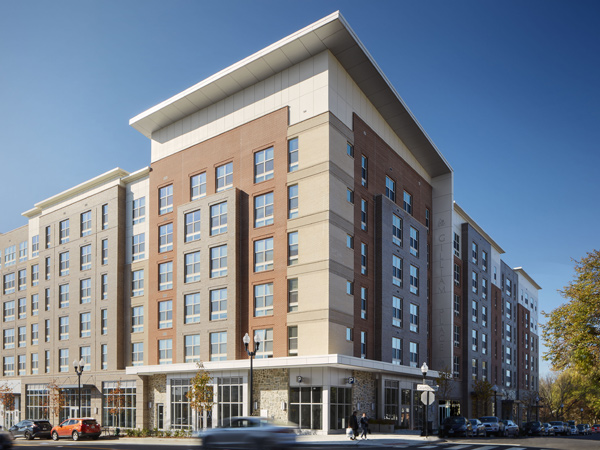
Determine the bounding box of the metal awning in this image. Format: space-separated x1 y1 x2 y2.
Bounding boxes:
58 384 96 390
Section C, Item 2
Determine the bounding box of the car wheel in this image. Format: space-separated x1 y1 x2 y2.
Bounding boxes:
72 431 80 441
52 432 59 441
25 431 33 441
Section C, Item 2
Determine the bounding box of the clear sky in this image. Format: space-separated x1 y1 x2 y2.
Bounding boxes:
1 0 598 376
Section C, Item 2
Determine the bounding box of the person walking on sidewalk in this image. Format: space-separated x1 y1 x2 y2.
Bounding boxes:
348 411 359 440
359 413 369 440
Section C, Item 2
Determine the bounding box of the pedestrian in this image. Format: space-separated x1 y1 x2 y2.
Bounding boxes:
359 413 369 439
348 411 359 440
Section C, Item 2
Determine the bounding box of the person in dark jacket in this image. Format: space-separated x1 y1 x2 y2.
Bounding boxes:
359 413 369 439
349 411 359 440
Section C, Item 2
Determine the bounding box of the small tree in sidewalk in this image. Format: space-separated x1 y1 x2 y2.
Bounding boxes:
187 362 214 429
106 381 125 429
47 379 66 424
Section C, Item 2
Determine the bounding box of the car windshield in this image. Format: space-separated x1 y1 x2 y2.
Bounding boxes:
480 417 497 423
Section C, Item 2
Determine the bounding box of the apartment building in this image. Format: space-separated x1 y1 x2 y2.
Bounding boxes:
0 11 540 433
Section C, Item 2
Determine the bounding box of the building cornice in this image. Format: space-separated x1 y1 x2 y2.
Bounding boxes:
513 267 542 290
454 202 505 254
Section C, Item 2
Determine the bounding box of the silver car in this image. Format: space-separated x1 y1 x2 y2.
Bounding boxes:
199 417 296 449
502 420 519 437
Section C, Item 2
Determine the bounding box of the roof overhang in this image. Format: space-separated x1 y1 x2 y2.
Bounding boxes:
513 267 542 290
129 11 451 178
454 202 505 254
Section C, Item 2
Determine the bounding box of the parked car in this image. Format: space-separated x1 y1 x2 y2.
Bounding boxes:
199 417 296 449
469 419 487 437
576 424 590 435
51 418 101 441
564 422 573 435
592 424 600 433
521 421 544 436
479 416 506 436
543 423 556 436
549 421 566 435
502 420 519 437
8 420 52 440
439 416 473 438
569 424 578 435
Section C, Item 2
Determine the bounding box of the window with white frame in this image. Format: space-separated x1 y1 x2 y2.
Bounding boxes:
254 283 273 317
210 202 228 235
132 197 145 225
472 300 478 323
482 278 488 299
19 241 28 262
482 333 488 355
472 242 478 264
158 300 172 329
4 245 16 266
18 269 26 291
45 257 51 280
210 245 227 278
59 251 70 276
59 316 69 340
393 296 402 327
3 329 15 349
210 332 227 361
454 325 460 347
185 335 200 363
453 232 460 257
288 138 299 172
255 328 274 359
32 235 39 257
80 312 91 338
409 265 419 295
78 278 91 304
392 337 402 365
472 329 478 351
392 255 402 287
81 211 92 237
59 219 70 244
158 339 173 364
101 274 108 299
18 354 26 375
131 343 143 367
409 342 418 367
482 250 488 271
184 251 201 283
159 223 173 253
454 264 461 285
255 147 274 183
482 305 488 327
409 227 419 257
403 191 412 215
185 210 201 242
254 238 274 272
288 232 298 266
210 288 227 320
80 245 91 271
254 193 274 227
288 326 298 356
288 278 298 312
190 172 206 200
3 273 15 295
288 185 298 219
158 262 173 291
131 306 144 333
472 271 478 293
409 303 419 332
385 176 396 202
184 293 200 324
18 326 26 347
392 214 402 246
216 162 233 192
159 185 173 215
132 233 145 261
31 294 38 316
30 324 38 345
102 344 108 370
59 284 69 308
454 294 461 316
3 300 15 321
101 239 108 265
31 353 38 374
101 204 109 230
45 226 51 249
101 309 108 335
132 269 144 297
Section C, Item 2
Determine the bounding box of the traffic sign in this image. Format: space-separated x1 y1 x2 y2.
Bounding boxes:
417 384 438 392
421 391 435 405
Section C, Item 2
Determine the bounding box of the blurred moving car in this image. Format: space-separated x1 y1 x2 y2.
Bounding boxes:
199 417 296 449
521 421 544 436
0 431 12 450
8 420 52 440
543 423 556 436
51 418 101 441
439 416 473 438
469 419 486 437
549 421 566 435
502 420 519 437
479 416 506 436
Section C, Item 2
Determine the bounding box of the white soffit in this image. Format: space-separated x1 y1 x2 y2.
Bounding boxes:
130 11 452 178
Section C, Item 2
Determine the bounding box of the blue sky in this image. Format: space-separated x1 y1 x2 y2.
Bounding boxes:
1 1 599 375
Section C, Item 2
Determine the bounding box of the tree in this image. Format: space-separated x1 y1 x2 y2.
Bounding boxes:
472 379 493 418
47 379 66 423
435 367 454 403
187 362 214 429
543 250 600 378
106 381 125 427
0 382 15 427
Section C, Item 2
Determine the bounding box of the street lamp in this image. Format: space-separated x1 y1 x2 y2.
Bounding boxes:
421 362 428 438
492 385 498 416
73 358 85 417
243 333 261 415
580 407 584 423
560 403 564 421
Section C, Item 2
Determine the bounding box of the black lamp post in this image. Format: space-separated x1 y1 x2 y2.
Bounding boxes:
73 358 85 417
421 362 428 438
243 333 261 415
492 385 498 416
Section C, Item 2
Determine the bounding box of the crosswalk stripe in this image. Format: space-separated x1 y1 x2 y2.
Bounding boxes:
445 446 472 449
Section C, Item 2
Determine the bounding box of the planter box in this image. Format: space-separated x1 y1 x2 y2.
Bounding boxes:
378 424 394 433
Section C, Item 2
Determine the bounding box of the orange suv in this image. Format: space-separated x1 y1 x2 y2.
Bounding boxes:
51 418 101 441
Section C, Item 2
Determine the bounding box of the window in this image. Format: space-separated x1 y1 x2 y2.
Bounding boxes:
505 278 512 296
131 343 143 367
254 283 274 317
158 339 173 364
159 185 173 214
45 350 50 373
59 251 70 276
347 188 354 204
132 233 145 261
18 269 26 291
385 176 396 202
184 293 200 324
346 280 354 295
472 300 478 323
392 337 402 365
254 238 274 272
132 197 145 224
506 346 511 365
454 294 460 315
453 356 460 378
472 359 478 380
18 326 26 347
409 265 419 295
506 323 512 342
409 303 419 332
392 296 402 327
210 288 227 320
472 271 478 293
184 251 201 283
44 289 50 311
190 172 207 200
159 300 173 329
101 309 108 335
453 232 460 257
210 245 227 277
253 329 274 359
482 278 488 299
454 264 461 285
454 325 460 347
132 306 144 332
3 329 14 349
3 356 14 376
59 316 69 340
392 255 402 287
472 242 478 264
482 305 488 327
216 162 233 191
288 326 298 356
360 199 367 230
210 332 227 361
346 327 353 341
45 257 51 280
32 235 39 257
403 191 412 215
18 354 26 375
185 335 200 363
81 211 92 237
60 219 70 244
392 215 402 246
18 241 28 262
409 227 419 257
288 232 298 266
158 262 173 290
482 250 488 271
159 223 173 253
185 210 201 242
59 284 69 308
361 155 368 186
80 245 91 271
346 234 354 249
482 333 488 355
4 245 16 266
425 208 430 230
254 193 274 227
3 300 15 322
472 329 478 351
102 204 109 230
45 226 51 248
288 138 299 172
506 301 512 319
3 273 15 295
101 274 108 299
255 147 274 183
80 313 91 338
31 353 38 374
288 278 298 312
288 185 299 219
210 202 227 235
132 269 144 297
360 243 367 275
409 342 418 367
347 142 354 157
31 294 39 316
359 286 367 319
